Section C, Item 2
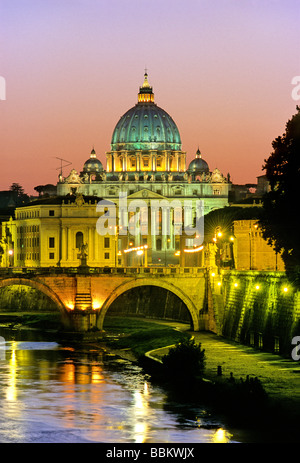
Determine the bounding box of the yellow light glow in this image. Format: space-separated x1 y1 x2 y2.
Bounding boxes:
211 272 216 277
124 244 148 253
217 232 222 237
183 245 204 253
234 282 238 287
212 428 229 443
230 236 234 241
217 281 222 286
144 382 149 395
283 287 289 293
67 303 74 310
7 341 17 402
174 251 180 256
92 300 102 310
255 285 260 290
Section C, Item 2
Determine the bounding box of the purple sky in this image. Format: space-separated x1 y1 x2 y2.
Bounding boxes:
1 0 299 194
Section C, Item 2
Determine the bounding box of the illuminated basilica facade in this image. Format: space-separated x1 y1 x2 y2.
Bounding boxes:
56 73 231 266
2 73 231 268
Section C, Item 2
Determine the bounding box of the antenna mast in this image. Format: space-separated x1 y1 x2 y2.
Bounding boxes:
55 157 72 177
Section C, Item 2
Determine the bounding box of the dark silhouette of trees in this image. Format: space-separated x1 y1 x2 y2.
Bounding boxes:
260 107 300 275
9 183 29 205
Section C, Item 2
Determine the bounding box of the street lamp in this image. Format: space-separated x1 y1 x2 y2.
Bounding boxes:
8 249 13 267
211 272 216 290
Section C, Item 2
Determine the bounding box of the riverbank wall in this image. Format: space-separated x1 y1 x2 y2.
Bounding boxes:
210 270 300 356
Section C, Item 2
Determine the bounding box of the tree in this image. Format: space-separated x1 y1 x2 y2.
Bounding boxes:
34 184 57 197
9 183 29 205
260 107 300 274
9 183 25 196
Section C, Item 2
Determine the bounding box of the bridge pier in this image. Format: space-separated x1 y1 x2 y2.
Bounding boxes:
67 310 98 332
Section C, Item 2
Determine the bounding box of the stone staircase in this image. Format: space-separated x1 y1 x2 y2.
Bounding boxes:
75 277 92 310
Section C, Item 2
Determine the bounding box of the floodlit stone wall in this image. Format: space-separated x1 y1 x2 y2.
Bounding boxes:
211 270 300 356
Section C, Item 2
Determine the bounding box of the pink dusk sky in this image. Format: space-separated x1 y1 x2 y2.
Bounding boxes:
0 0 299 195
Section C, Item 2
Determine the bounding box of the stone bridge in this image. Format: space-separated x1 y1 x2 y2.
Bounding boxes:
0 267 216 333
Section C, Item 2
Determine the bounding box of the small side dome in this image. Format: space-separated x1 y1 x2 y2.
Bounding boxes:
83 148 103 173
188 148 209 173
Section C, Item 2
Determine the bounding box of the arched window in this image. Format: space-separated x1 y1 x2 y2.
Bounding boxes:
76 232 83 249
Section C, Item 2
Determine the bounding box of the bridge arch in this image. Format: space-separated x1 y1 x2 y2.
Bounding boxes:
98 278 200 331
0 278 67 314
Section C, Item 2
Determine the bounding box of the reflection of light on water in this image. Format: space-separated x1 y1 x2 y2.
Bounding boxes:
132 383 150 443
61 362 76 383
134 422 148 443
212 428 230 443
7 341 17 402
134 391 145 410
91 366 105 384
144 382 149 395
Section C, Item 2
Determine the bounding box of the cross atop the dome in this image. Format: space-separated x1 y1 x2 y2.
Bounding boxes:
142 70 151 88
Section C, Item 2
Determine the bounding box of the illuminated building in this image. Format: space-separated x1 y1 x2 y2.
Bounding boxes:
1 195 116 267
57 73 231 266
233 220 285 271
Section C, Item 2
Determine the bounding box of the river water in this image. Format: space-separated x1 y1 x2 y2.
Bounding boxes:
0 329 258 444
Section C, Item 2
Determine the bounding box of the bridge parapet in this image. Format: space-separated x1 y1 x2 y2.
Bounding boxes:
0 266 206 277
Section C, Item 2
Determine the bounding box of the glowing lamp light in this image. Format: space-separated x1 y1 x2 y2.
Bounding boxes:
255 285 260 290
234 282 238 288
67 303 74 310
92 301 102 310
137 250 144 256
283 287 289 293
183 245 204 253
211 272 216 278
8 250 13 255
217 281 222 287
